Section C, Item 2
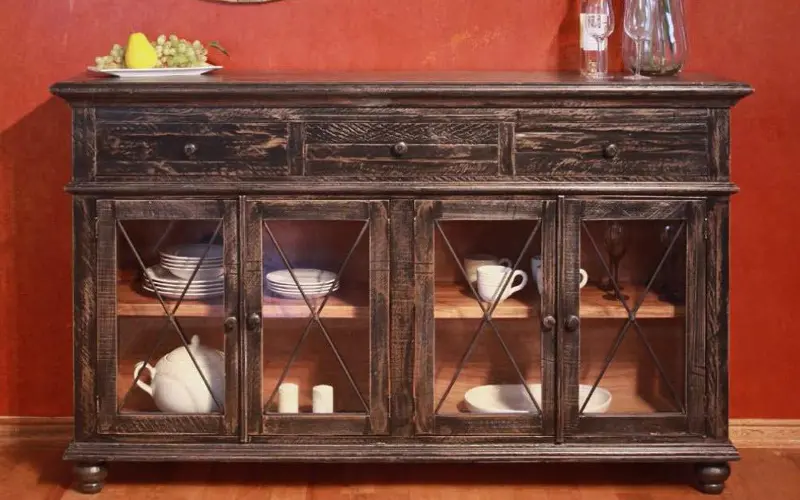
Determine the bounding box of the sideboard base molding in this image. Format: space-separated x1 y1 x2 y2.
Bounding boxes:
63 440 740 463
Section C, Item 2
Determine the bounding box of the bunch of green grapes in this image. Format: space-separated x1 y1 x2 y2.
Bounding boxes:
152 34 209 68
94 44 124 69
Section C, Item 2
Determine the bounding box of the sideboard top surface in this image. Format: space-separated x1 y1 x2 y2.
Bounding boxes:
50 71 752 105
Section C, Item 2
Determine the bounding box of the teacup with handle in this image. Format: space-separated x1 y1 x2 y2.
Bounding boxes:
464 254 512 286
531 256 588 293
476 265 529 304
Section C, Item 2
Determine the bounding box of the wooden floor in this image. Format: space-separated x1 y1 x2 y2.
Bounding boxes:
2 440 799 499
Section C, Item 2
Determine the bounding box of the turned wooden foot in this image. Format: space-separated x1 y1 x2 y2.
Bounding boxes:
73 462 107 494
695 463 730 494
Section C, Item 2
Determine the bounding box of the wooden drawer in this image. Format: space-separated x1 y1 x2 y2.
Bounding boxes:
95 113 289 178
304 121 500 177
514 109 710 178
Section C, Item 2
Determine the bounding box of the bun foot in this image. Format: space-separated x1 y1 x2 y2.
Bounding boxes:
73 462 107 494
695 463 730 495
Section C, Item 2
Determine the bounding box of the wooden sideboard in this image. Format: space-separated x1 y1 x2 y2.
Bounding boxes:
51 71 752 494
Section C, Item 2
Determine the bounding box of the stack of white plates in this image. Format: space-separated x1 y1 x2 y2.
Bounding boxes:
265 269 339 299
141 244 224 299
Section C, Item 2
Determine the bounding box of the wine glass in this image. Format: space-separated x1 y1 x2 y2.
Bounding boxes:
586 0 615 79
623 0 655 80
603 221 629 301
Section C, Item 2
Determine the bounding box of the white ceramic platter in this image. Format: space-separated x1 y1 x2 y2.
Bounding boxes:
161 265 224 281
145 265 224 285
464 383 612 414
266 286 339 300
265 269 337 286
160 244 224 261
87 66 223 78
142 283 223 300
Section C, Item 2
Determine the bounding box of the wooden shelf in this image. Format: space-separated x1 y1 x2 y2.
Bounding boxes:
117 279 682 319
117 278 370 318
435 283 683 319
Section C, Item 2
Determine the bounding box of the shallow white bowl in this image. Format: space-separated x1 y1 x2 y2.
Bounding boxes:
464 383 612 414
162 264 224 281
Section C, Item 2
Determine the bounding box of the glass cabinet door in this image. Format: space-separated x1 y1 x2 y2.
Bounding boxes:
245 200 389 436
96 199 238 436
414 200 556 436
560 199 706 438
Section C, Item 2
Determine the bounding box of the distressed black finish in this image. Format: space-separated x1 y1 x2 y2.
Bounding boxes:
52 72 751 495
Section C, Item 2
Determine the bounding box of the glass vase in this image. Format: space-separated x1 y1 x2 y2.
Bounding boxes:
623 0 688 76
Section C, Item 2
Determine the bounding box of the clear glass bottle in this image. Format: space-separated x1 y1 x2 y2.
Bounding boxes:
623 0 688 76
580 0 615 79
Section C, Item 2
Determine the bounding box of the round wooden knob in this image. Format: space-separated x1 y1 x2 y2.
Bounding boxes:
184 143 198 156
565 315 581 332
392 141 409 156
246 312 261 331
542 315 556 331
602 143 620 159
223 316 237 334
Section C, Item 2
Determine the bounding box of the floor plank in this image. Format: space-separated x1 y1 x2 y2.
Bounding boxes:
1 441 798 499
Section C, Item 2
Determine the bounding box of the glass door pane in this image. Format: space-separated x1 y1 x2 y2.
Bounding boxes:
415 200 554 436
98 199 237 436
562 199 703 437
246 200 389 436
579 219 686 415
260 220 370 415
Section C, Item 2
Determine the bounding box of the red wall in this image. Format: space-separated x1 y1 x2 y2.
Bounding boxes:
0 0 797 418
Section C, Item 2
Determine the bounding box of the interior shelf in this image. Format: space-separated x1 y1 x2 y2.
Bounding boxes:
117 279 683 319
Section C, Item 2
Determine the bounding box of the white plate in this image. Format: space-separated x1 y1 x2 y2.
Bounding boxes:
142 283 223 299
160 244 223 261
87 65 223 78
161 265 224 281
143 280 224 292
265 281 339 291
265 269 337 286
464 384 612 414
145 265 224 285
267 286 339 300
161 257 223 265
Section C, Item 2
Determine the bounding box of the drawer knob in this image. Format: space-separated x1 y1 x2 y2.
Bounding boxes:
542 315 556 331
565 315 581 332
184 142 198 157
602 143 620 159
392 141 409 156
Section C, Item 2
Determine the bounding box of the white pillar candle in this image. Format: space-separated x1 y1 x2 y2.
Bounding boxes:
278 383 299 413
312 384 334 414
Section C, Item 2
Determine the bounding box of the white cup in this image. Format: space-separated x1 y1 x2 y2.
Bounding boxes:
531 256 588 293
464 254 512 285
476 265 528 303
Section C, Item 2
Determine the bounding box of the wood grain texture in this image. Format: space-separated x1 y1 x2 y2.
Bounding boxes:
709 109 731 179
413 200 436 435
687 201 707 435
305 121 498 144
516 109 710 179
706 199 730 440
243 200 263 436
95 200 117 434
73 197 97 439
368 201 390 435
389 199 415 437
72 106 97 180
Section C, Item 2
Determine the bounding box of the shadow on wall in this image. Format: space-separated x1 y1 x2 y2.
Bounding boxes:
0 97 73 416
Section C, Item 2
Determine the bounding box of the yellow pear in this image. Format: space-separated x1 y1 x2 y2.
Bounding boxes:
124 32 158 69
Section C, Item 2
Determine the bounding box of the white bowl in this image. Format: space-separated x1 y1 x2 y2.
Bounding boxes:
464 383 612 414
162 264 224 281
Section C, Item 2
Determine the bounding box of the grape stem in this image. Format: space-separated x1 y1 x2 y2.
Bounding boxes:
208 41 229 57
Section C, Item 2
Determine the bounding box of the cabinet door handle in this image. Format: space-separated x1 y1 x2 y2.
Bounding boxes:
391 141 409 156
184 142 198 157
542 315 556 331
223 316 238 334
246 312 262 331
564 315 581 332
602 143 620 159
